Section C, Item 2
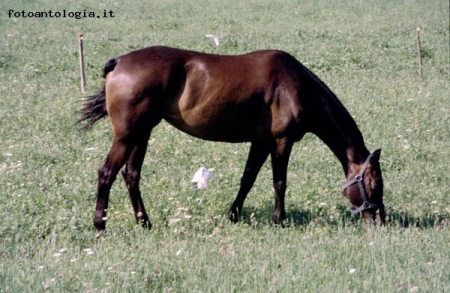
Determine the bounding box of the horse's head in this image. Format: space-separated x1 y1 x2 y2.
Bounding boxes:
342 149 386 225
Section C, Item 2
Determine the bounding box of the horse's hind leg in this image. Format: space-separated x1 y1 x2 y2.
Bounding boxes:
229 141 270 222
94 139 133 231
121 134 152 229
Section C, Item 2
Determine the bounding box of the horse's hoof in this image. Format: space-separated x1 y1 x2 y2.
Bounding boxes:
272 213 286 227
228 208 240 223
93 219 106 231
140 219 152 230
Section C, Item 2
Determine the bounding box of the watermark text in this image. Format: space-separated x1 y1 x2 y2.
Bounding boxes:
7 9 115 19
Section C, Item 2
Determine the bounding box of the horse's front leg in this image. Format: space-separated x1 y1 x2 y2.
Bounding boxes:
229 141 270 222
270 138 293 225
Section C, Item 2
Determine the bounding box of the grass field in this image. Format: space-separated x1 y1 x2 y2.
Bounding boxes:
1 0 449 291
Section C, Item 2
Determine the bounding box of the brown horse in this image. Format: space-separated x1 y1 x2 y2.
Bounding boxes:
78 46 385 231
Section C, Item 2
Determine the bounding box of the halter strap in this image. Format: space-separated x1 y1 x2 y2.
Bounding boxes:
342 149 384 215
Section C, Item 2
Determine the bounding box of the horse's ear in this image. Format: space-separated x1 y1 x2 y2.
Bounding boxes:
370 149 382 165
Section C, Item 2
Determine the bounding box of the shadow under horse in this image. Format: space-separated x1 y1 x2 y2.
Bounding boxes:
78 46 386 230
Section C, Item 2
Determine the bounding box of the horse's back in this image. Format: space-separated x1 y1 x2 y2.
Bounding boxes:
104 46 306 142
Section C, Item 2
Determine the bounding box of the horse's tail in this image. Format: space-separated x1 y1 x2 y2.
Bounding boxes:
77 58 117 131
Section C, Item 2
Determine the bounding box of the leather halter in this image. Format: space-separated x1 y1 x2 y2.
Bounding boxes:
342 149 385 216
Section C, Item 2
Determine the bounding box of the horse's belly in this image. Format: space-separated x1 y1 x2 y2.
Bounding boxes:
164 105 264 143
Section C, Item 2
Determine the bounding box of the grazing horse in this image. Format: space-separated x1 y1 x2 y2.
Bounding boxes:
78 46 385 230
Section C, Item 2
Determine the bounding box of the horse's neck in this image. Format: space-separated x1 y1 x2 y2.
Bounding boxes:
313 123 369 177
309 96 370 177
299 64 370 177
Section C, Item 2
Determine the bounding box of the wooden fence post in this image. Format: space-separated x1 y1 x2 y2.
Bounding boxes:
78 33 86 93
415 27 423 80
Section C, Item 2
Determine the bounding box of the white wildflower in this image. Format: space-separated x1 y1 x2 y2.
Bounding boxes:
168 218 182 226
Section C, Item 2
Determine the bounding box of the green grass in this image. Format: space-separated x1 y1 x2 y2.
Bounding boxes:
1 0 449 291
